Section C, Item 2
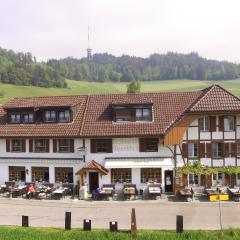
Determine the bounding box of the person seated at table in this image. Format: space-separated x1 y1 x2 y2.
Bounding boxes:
94 187 101 200
27 184 35 199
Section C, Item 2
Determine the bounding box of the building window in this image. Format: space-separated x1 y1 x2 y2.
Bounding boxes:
212 142 223 158
34 139 48 152
58 110 71 122
114 109 132 122
224 116 235 131
44 110 56 122
58 139 71 152
141 168 161 183
22 113 34 123
136 108 151 121
91 139 112 153
188 143 198 158
213 172 223 186
199 117 210 131
32 167 49 182
55 167 73 183
9 113 21 123
11 139 25 152
188 174 199 185
9 166 26 181
111 168 132 183
139 138 158 152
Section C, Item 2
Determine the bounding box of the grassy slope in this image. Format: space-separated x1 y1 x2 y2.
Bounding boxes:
0 226 239 240
1 79 240 103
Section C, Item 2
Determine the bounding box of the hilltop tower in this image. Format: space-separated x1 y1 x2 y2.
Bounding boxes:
87 26 92 61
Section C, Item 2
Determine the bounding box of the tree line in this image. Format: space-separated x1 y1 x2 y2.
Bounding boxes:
1 46 240 89
49 52 240 82
0 47 66 88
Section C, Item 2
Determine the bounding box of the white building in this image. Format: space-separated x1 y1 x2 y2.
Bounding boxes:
0 85 240 194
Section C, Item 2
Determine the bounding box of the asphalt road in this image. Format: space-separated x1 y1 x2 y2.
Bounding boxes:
0 199 239 230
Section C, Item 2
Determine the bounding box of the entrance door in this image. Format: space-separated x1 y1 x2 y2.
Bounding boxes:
165 170 173 192
89 172 99 192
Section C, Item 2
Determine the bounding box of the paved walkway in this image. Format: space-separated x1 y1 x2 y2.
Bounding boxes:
0 198 239 230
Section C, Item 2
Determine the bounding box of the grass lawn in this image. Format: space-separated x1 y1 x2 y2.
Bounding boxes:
1 79 240 104
0 226 240 240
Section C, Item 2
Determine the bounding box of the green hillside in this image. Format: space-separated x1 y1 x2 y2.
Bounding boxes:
1 79 240 104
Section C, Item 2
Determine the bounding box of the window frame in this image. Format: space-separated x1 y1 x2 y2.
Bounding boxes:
58 139 71 153
9 113 21 124
199 116 210 132
58 110 71 123
136 108 152 122
34 139 47 153
224 116 235 132
11 139 25 152
212 142 223 158
31 167 49 182
212 172 224 186
111 168 132 184
9 166 26 182
141 168 162 183
44 110 56 123
22 112 34 123
188 174 200 186
55 167 73 183
188 143 198 158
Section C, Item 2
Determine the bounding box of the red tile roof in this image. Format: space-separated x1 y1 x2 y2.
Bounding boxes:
75 160 109 175
0 96 88 137
3 95 84 109
0 84 240 138
80 91 202 137
187 85 240 112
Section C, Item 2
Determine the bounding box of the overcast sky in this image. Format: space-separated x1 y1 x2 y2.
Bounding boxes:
0 0 239 62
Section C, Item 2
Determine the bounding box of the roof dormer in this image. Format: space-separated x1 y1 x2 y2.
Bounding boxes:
112 103 153 123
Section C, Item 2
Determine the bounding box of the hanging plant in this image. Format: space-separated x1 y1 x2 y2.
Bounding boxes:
177 161 240 176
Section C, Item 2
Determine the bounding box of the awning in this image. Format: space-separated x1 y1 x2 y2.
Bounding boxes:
75 160 109 175
105 157 173 169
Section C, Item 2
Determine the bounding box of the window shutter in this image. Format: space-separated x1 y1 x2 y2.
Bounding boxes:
206 174 212 188
29 139 33 152
210 116 216 132
231 142 237 157
45 139 50 152
225 174 230 186
21 139 26 152
200 175 206 186
206 143 212 158
224 143 229 157
139 138 146 152
182 143 188 158
70 139 75 153
107 139 113 153
200 143 205 158
90 139 96 153
219 116 224 132
6 139 10 152
182 174 188 187
53 139 58 153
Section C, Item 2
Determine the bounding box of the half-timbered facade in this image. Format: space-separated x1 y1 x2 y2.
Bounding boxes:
0 85 240 193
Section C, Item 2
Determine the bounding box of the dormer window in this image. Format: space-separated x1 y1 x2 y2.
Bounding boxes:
23 113 34 123
44 110 56 122
112 104 152 123
136 108 151 121
58 110 71 122
9 113 21 123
